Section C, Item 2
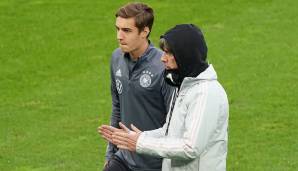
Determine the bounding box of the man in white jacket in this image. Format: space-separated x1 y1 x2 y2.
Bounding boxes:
100 24 229 171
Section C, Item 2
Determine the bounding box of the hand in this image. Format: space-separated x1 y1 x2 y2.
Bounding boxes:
97 125 124 143
112 122 142 152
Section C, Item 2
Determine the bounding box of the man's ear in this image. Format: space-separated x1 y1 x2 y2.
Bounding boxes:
141 27 150 38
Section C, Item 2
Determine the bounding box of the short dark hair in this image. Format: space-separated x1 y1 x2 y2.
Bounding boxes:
116 2 154 37
159 38 172 54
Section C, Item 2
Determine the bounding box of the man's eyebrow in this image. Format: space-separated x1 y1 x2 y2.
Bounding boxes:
115 26 132 31
122 27 132 31
163 48 170 53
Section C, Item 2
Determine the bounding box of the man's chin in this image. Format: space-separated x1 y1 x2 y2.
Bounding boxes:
119 46 129 53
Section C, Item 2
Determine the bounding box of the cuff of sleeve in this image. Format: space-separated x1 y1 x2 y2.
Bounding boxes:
136 132 145 153
105 152 113 161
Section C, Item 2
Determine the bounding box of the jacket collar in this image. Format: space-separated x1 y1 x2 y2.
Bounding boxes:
179 64 217 90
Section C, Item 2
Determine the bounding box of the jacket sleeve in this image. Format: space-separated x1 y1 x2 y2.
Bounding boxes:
105 57 120 160
136 83 225 160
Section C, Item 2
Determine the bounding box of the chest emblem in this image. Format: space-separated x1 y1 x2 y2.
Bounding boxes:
140 70 154 88
116 79 123 94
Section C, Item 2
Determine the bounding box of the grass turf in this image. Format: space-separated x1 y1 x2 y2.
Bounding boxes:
0 0 297 170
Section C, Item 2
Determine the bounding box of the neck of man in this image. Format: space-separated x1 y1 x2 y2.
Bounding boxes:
129 40 149 61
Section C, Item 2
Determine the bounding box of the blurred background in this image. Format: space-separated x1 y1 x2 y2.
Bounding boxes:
1 0 297 170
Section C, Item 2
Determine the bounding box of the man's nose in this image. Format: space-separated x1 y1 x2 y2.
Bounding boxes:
161 54 166 63
117 30 123 40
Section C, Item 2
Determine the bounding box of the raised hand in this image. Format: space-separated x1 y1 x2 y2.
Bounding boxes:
112 122 142 152
97 125 124 143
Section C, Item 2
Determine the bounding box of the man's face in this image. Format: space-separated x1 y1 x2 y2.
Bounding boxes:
115 17 147 53
161 50 178 70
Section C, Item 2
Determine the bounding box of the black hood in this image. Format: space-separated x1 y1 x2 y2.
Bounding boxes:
161 24 208 85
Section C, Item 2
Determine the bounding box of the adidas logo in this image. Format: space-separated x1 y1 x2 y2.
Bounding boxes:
116 69 122 77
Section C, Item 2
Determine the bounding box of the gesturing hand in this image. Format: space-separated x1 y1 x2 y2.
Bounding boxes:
97 124 125 143
112 122 142 152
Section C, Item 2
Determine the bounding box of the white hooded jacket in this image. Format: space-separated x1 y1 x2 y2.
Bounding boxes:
136 65 229 171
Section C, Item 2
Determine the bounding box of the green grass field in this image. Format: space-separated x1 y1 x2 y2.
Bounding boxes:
1 0 297 170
